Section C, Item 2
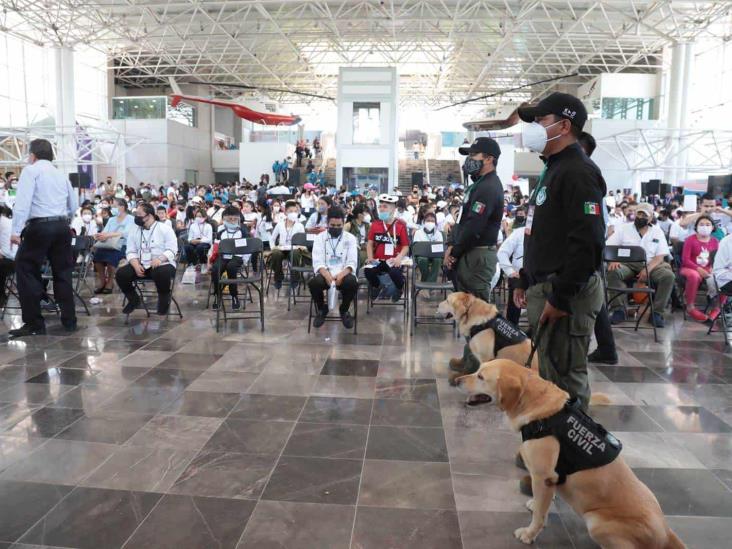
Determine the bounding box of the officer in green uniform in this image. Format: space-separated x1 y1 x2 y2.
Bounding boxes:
514 92 606 412
446 137 505 382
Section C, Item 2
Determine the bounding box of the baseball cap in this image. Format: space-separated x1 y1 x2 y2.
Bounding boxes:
635 203 654 218
458 137 502 158
517 92 588 130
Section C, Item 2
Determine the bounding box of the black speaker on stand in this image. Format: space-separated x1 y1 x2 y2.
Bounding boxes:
647 179 660 196
411 172 424 189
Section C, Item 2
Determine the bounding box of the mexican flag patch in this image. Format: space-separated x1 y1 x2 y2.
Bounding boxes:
583 201 600 215
472 201 486 214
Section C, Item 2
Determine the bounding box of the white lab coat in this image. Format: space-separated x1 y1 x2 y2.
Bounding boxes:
312 230 358 275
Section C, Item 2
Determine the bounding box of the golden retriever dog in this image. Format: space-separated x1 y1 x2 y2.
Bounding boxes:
437 292 538 379
455 359 685 549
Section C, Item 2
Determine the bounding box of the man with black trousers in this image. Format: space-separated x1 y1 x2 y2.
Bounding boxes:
579 131 618 364
10 139 78 337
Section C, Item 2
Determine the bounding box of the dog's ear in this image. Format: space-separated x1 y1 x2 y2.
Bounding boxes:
449 292 468 318
496 372 523 411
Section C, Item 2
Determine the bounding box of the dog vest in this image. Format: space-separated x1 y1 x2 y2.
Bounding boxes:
520 398 622 485
468 314 527 353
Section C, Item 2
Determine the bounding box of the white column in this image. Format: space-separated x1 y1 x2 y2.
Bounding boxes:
677 42 694 181
664 43 685 185
54 46 77 178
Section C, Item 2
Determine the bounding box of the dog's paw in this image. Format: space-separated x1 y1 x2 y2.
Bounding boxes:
525 499 535 512
514 527 537 545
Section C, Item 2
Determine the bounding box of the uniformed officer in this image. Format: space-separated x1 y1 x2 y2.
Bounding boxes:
446 137 504 381
10 139 79 338
514 92 606 412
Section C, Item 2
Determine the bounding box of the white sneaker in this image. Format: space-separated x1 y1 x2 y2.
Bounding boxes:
201 264 208 275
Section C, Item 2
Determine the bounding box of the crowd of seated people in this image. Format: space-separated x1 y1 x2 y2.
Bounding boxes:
2 167 732 342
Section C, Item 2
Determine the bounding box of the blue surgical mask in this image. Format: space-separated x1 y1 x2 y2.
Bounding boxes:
111 207 119 216
378 211 391 222
224 221 238 231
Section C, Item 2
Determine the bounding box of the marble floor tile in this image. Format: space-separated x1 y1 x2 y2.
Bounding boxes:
228 394 306 421
366 425 448 462
374 378 439 402
351 507 462 549
186 370 260 393
320 358 380 377
459 510 573 549
371 398 443 427
4 407 84 439
0 435 47 474
102 387 184 414
594 365 667 383
0 480 72 543
170 450 277 499
236 500 354 549
161 390 241 418
672 433 732 469
310 375 376 399
118 350 175 368
641 405 732 433
125 415 223 451
129 367 203 391
17 486 161 549
0 383 76 407
586 405 664 432
25 367 99 386
123 494 255 549
616 432 706 468
0 438 117 486
80 445 196 492
666 516 732 549
261 455 362 505
359 460 455 510
299 396 373 425
283 422 368 459
154 352 223 371
201 418 293 455
617 382 700 406
0 402 40 432
633 468 732 517
245 372 318 396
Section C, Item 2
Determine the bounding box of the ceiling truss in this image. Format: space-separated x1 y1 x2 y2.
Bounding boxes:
0 0 729 106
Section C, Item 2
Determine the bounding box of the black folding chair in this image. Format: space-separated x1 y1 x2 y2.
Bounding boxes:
307 273 359 334
602 245 658 342
287 232 315 311
410 241 455 335
126 252 184 321
366 261 409 324
0 272 20 320
41 235 94 316
707 273 732 347
215 237 265 332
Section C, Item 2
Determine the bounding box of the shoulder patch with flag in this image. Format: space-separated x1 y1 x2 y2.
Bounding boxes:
583 202 600 215
472 201 486 214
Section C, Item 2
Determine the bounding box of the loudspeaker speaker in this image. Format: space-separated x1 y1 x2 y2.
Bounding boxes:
641 182 648 197
411 172 424 188
709 174 732 197
68 172 91 189
647 179 660 195
660 183 672 196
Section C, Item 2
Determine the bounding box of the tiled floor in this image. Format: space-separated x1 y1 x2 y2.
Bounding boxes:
0 285 731 548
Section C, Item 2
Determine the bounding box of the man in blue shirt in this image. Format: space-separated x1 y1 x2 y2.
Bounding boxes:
10 139 79 337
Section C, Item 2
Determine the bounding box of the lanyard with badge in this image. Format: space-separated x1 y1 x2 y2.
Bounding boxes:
139 222 157 266
326 234 343 270
223 229 238 259
382 221 397 256
525 166 548 236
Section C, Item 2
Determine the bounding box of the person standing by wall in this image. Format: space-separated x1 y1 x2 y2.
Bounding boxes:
10 139 79 337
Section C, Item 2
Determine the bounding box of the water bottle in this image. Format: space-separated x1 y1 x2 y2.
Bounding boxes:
328 281 337 310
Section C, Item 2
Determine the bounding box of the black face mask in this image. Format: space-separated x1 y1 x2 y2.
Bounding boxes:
134 215 147 227
328 227 343 238
634 217 648 230
463 157 483 177
514 216 526 227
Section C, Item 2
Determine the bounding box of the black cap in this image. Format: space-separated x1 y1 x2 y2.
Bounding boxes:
517 92 588 130
458 137 501 157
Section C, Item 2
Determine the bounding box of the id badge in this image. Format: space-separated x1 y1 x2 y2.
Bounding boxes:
328 256 340 267
384 243 394 256
525 206 535 235
141 250 152 264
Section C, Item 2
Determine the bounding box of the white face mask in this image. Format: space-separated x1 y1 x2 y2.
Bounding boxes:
287 212 298 222
81 214 92 223
363 214 372 224
423 221 436 232
196 217 205 224
697 225 713 237
519 120 563 154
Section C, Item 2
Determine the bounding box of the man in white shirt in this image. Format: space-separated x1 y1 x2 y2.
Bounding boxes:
497 212 525 325
269 200 305 289
605 202 674 328
184 208 213 271
308 206 358 328
115 202 178 315
211 206 250 311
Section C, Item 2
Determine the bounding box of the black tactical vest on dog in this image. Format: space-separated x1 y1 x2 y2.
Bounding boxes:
520 398 622 485
468 314 527 353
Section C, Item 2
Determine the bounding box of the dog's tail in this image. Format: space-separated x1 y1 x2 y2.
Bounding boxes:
589 393 611 405
663 529 686 549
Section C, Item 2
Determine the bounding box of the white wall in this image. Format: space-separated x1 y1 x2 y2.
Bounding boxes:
239 142 294 184
336 67 399 190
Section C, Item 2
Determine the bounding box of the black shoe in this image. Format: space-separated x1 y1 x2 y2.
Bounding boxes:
340 311 354 329
588 349 618 365
62 320 78 333
102 288 113 295
369 284 381 300
231 296 241 310
650 312 665 328
157 295 171 316
9 324 46 338
122 295 140 315
94 287 105 295
274 280 282 290
212 299 219 310
391 288 403 303
313 308 328 328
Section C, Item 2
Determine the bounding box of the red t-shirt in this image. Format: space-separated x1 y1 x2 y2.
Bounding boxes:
368 219 409 260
